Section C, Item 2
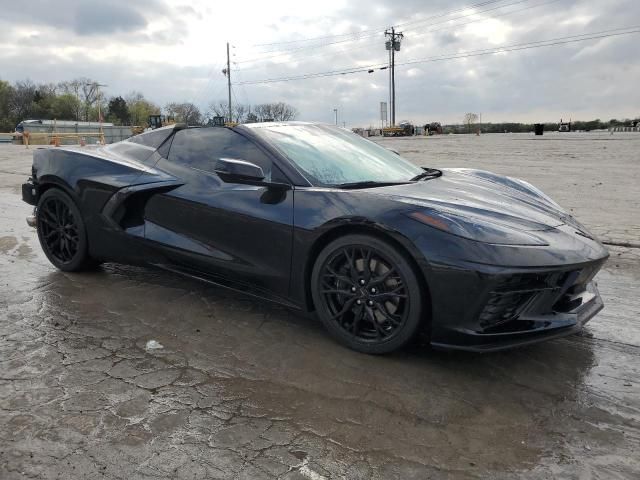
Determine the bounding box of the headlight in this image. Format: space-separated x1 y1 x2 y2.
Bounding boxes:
407 209 549 246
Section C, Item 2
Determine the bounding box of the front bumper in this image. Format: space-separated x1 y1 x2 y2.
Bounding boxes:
431 281 603 352
426 258 607 352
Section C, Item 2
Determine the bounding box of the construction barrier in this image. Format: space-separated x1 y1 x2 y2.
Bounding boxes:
14 120 133 146
18 132 105 148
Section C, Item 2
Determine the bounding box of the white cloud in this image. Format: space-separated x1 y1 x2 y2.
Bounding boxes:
463 18 512 44
560 15 595 26
0 0 639 126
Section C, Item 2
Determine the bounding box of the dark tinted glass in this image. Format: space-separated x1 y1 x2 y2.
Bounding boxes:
128 128 173 149
168 128 273 177
157 135 173 158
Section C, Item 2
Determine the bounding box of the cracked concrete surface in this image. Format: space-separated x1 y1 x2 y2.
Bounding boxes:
1 133 639 479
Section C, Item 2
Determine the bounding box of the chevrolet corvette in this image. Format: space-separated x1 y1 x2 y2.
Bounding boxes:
22 122 608 353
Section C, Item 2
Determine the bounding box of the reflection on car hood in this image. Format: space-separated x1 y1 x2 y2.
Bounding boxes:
368 168 572 232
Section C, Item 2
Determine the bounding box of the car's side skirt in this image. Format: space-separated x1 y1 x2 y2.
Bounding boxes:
151 262 303 311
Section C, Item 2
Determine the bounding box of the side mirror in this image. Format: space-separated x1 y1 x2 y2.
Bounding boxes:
214 157 265 183
214 157 291 190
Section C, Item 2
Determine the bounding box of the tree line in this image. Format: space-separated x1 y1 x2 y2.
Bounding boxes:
452 112 639 134
207 101 298 124
0 77 298 132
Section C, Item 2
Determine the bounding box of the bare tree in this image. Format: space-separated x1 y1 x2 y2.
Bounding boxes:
272 102 298 121
165 102 202 125
126 91 145 104
80 78 100 121
58 79 84 120
36 83 58 98
253 103 272 122
207 101 249 123
464 112 478 133
207 100 298 123
8 80 37 121
232 104 247 123
253 103 297 121
207 101 228 119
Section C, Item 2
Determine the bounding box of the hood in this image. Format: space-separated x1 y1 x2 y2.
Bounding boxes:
367 168 571 232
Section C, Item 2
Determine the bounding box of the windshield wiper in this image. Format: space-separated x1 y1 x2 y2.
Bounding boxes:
334 180 409 189
411 168 442 181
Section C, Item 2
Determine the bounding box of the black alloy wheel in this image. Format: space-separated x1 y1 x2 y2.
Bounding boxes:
36 188 95 271
312 234 424 354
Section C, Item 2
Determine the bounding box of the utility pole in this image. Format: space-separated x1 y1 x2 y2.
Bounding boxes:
384 27 403 127
226 42 232 124
388 48 391 126
334 108 338 125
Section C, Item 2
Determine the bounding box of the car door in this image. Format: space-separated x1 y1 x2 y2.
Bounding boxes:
143 127 294 299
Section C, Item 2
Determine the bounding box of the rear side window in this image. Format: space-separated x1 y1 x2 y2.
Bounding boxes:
168 128 273 176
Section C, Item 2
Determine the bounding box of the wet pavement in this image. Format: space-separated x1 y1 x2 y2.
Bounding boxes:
1 134 639 479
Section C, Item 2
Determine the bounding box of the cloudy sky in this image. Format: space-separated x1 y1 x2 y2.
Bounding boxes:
1 0 638 126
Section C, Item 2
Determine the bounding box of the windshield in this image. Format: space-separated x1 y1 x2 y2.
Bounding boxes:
250 124 424 186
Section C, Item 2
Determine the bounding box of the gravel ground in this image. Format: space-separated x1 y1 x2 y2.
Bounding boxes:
0 133 638 479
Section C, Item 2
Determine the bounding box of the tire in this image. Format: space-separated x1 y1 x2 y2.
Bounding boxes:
311 234 424 354
36 188 97 272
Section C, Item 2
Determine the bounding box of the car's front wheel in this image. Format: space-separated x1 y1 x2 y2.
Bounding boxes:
311 234 424 354
36 188 96 272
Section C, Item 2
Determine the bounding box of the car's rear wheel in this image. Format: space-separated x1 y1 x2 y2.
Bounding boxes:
36 188 96 272
311 234 424 354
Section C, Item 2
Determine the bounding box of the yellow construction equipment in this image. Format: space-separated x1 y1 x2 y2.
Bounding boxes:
148 115 175 130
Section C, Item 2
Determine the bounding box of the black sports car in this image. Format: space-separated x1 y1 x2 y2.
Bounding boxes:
22 122 608 354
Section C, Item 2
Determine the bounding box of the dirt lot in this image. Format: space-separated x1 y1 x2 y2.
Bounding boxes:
1 132 639 479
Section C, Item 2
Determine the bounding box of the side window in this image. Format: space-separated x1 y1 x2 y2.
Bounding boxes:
167 128 274 178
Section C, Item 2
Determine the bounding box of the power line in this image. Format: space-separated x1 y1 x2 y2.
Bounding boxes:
187 63 226 113
249 0 508 49
234 26 640 86
402 0 531 32
230 85 241 120
235 0 529 64
232 66 252 107
398 26 640 65
234 0 557 73
405 0 561 39
236 32 381 64
396 0 514 28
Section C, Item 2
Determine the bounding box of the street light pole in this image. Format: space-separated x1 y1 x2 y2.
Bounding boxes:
334 108 338 125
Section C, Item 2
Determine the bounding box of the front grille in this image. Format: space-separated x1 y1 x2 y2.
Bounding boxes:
553 295 583 313
552 265 598 313
479 272 573 329
479 290 535 328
